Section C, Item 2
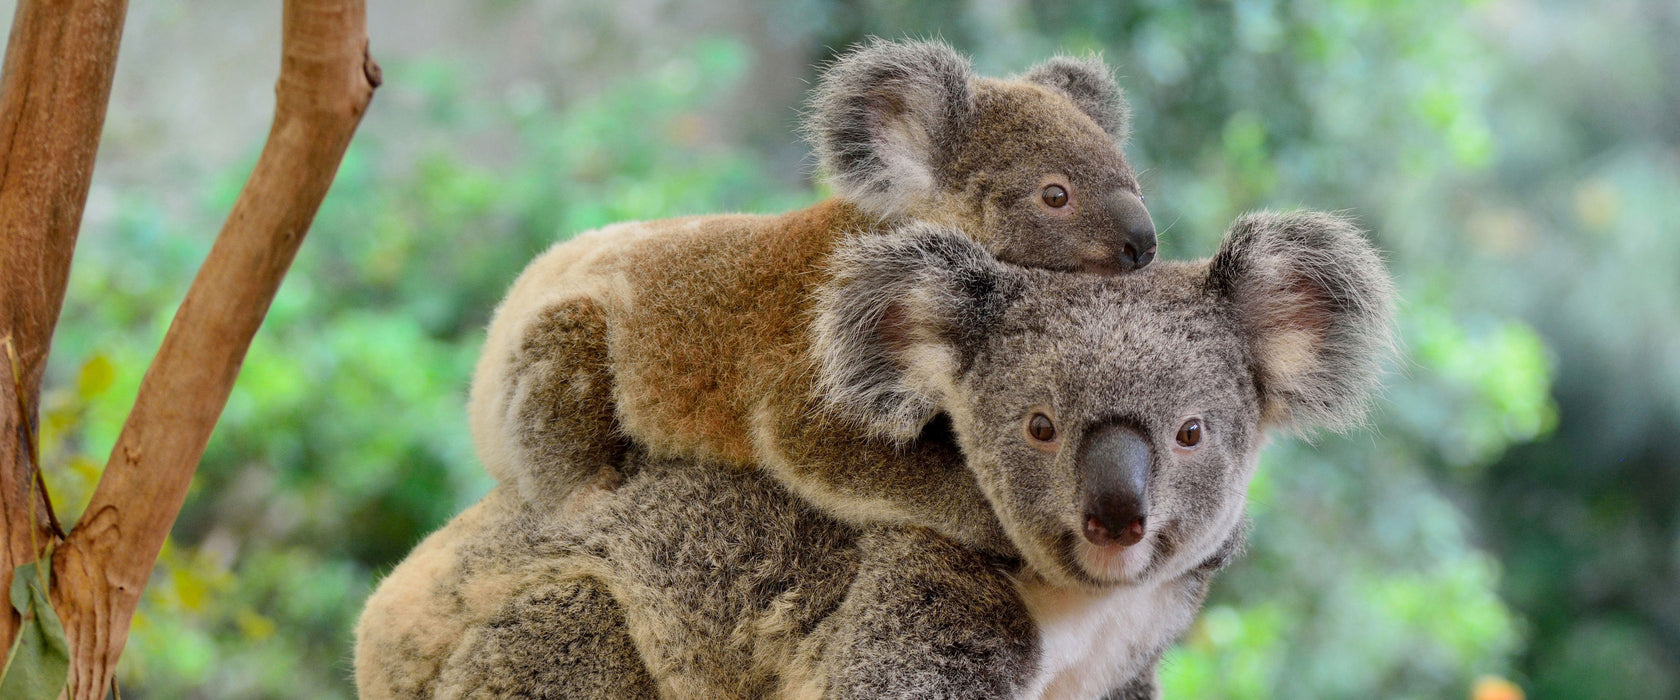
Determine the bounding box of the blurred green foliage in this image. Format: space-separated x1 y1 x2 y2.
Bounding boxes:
23 0 1678 697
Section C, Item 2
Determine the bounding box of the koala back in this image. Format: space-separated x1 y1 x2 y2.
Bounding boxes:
469 203 862 473
469 39 1163 550
469 199 1016 551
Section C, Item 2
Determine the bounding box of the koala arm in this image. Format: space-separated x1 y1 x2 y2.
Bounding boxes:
469 221 652 505
487 296 630 504
786 526 1039 699
757 400 1013 554
355 486 660 700
433 574 658 699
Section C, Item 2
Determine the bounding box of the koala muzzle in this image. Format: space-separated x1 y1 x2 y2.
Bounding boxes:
1096 190 1157 273
1079 422 1152 548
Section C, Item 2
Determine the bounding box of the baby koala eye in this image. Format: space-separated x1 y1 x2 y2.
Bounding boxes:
1027 413 1058 443
1041 184 1069 208
1175 418 1203 448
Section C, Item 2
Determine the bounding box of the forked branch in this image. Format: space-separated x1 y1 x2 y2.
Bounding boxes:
43 1 379 696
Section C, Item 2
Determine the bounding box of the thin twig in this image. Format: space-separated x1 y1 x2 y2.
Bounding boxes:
3 337 64 549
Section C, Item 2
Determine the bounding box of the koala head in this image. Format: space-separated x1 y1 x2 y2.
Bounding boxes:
813 212 1396 590
806 39 1157 274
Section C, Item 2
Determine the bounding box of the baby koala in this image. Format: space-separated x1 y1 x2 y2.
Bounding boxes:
471 39 1156 552
356 211 1396 698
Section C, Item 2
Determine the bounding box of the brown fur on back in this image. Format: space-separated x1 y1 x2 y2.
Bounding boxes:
467 40 1159 554
609 200 874 462
521 200 1014 550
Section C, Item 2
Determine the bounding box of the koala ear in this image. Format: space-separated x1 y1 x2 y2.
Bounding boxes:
1206 211 1397 432
812 222 1017 441
805 38 975 218
1021 54 1131 142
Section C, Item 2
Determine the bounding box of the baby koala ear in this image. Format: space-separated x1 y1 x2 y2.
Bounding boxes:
812 222 1018 441
1021 54 1130 143
806 38 975 218
1205 211 1398 432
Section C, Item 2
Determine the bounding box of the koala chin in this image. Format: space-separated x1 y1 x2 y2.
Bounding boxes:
469 39 1159 555
356 212 1396 699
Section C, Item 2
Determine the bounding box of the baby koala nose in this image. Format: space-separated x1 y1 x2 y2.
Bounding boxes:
1080 421 1152 548
1119 238 1156 270
1104 189 1157 273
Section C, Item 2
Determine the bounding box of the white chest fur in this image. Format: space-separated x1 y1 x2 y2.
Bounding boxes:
1015 575 1199 700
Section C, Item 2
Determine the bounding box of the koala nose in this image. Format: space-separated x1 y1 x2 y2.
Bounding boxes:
1104 190 1157 272
1079 422 1152 548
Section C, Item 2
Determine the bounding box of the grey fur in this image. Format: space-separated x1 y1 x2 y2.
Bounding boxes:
803 40 1140 223
358 212 1396 698
436 576 659 698
804 38 976 217
358 456 1048 699
1206 211 1398 432
812 213 1393 591
470 39 1154 552
1021 54 1131 141
812 222 1022 440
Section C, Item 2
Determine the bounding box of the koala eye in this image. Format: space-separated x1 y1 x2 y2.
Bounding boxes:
1175 418 1203 448
1027 413 1058 442
1041 184 1069 208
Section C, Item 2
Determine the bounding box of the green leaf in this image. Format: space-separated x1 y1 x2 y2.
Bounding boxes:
0 559 70 700
77 354 116 400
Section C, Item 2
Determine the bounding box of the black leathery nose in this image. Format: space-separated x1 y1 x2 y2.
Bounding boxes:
1105 189 1157 271
1080 421 1152 547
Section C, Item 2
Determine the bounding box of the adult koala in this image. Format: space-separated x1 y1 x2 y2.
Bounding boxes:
357 211 1395 698
469 38 1155 554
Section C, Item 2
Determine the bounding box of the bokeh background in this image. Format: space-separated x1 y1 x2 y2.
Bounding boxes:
3 0 1676 697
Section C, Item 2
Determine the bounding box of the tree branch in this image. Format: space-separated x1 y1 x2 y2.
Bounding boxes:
0 0 130 655
47 1 378 696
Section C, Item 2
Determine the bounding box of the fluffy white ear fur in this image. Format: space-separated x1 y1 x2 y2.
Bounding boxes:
1206 211 1397 432
811 223 1013 441
804 39 975 218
